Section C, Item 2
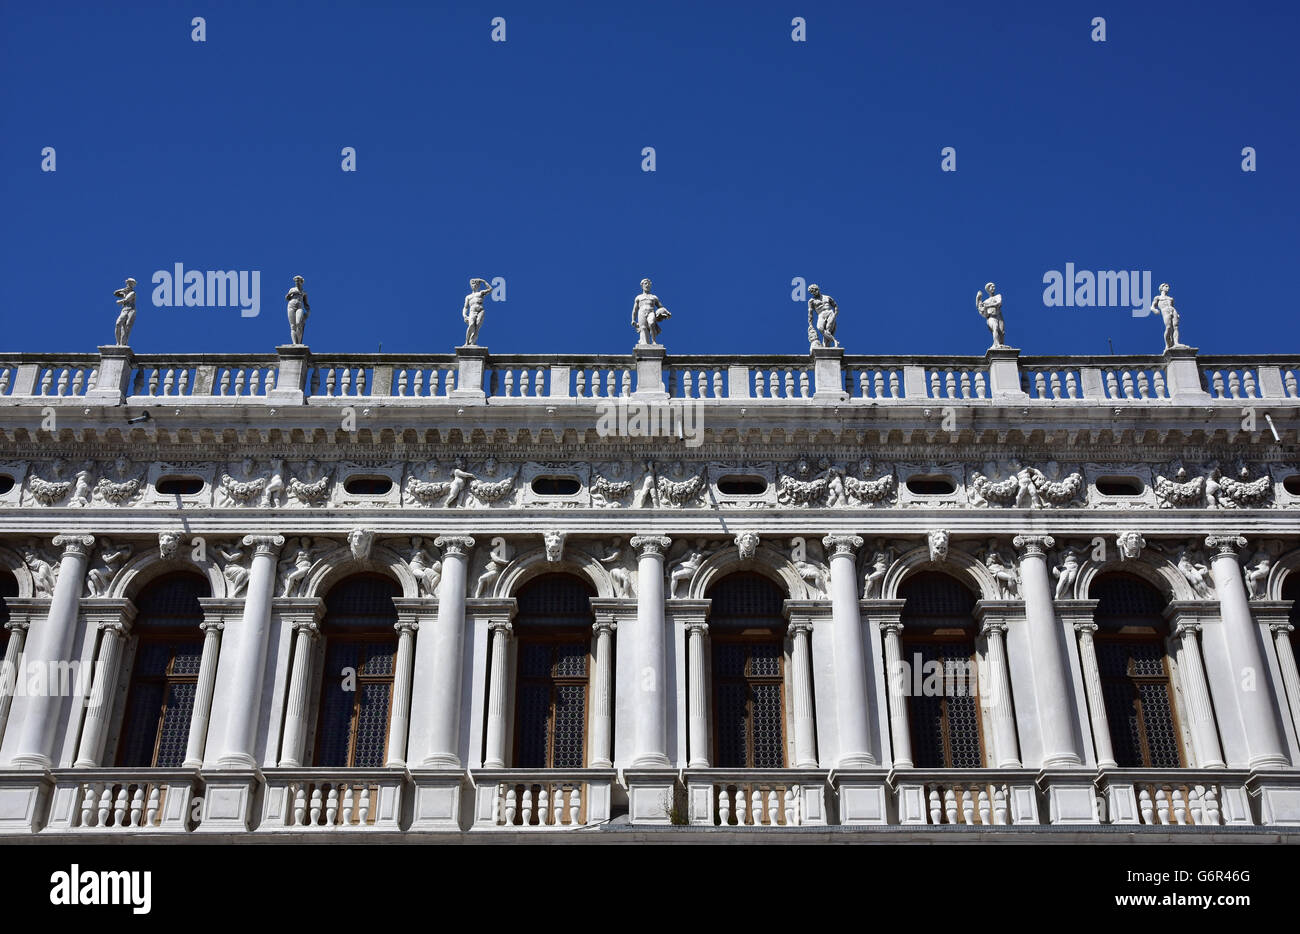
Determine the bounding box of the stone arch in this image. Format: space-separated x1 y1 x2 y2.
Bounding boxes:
1266 545 1300 602
301 543 418 600
111 549 221 600
687 543 810 601
494 547 616 600
1075 553 1193 603
881 546 1000 602
0 544 36 598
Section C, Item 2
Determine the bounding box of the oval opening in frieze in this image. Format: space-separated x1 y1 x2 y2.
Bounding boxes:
0 475 13 495
344 475 394 496
906 475 957 495
155 475 204 496
717 475 768 496
1095 476 1143 497
1284 475 1300 496
531 476 581 496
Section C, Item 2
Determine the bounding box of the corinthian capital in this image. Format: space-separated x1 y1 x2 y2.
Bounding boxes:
1012 534 1055 558
242 534 286 557
434 535 475 558
822 534 864 557
630 535 672 558
1204 534 1247 558
52 533 96 557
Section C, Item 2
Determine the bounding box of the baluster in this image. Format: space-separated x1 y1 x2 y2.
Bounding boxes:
520 368 531 396
80 784 98 827
750 788 762 826
1104 370 1118 398
783 368 795 398
396 370 408 396
1137 371 1150 398
88 367 99 392
1034 372 1046 397
927 788 942 825
857 372 868 397
323 785 338 825
712 369 723 397
1120 371 1134 398
1172 788 1187 825
339 368 352 396
1285 371 1298 397
551 786 564 826
325 369 337 396
342 785 355 825
1243 370 1257 398
799 370 810 397
504 786 518 826
1153 370 1167 398
737 787 752 825
960 371 971 399
567 786 581 826
697 370 708 397
40 370 54 395
0 370 9 394
504 369 515 396
536 367 546 395
129 786 144 827
161 369 174 395
621 369 632 395
683 370 694 398
1188 786 1203 826
944 369 956 399
310 787 324 825
114 787 129 827
1138 787 1154 824
415 369 426 396
977 788 992 826
960 787 974 825
359 785 371 825
537 786 550 825
1050 372 1062 399
928 370 939 398
1154 787 1170 824
1212 371 1226 398
522 787 535 826
178 369 191 395
293 785 306 826
975 372 988 398
1066 371 1078 398
718 787 731 826
310 369 321 395
98 786 113 827
1228 371 1241 399
784 788 796 826
768 369 779 397
754 370 766 397
944 787 958 825
1203 787 1221 825
72 370 85 395
993 786 1009 825
766 788 779 826
889 370 900 397
234 369 247 396
576 370 587 396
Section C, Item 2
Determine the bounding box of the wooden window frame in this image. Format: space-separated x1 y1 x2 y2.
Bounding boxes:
900 627 987 770
709 629 789 770
116 632 203 768
511 629 592 770
313 633 398 769
1094 632 1186 769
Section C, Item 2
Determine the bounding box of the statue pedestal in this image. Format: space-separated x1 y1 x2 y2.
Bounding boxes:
451 345 488 402
1163 345 1212 403
85 345 134 405
268 344 310 405
633 344 668 400
985 346 1029 400
811 346 848 401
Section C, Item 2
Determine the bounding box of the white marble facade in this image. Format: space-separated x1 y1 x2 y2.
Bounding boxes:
0 338 1298 835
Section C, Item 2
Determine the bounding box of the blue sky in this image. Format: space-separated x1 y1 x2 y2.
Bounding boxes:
1 0 1296 358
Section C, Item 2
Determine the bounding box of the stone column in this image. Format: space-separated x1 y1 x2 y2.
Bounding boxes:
73 601 137 768
482 619 513 768
0 605 37 744
421 535 474 768
1205 535 1288 768
589 616 617 768
216 534 284 769
976 611 1022 768
880 619 912 768
11 534 95 769
384 617 419 768
1073 622 1116 769
685 620 709 768
184 606 228 768
822 534 874 767
787 619 819 768
1169 616 1226 769
1012 534 1083 767
277 609 323 768
1268 620 1300 742
628 535 671 766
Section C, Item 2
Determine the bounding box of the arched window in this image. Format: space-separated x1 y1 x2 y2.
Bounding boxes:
707 573 787 769
117 573 208 768
899 572 984 768
512 574 594 769
1090 573 1184 769
313 574 400 768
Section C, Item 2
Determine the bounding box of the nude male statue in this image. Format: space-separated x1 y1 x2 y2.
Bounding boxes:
632 278 671 346
462 278 491 346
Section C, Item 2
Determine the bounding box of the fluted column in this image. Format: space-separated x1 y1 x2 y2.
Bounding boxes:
0 611 34 744
278 612 322 768
1270 622 1300 742
979 616 1022 768
1204 535 1288 768
385 618 418 768
1073 622 1115 769
589 616 617 768
685 620 709 768
184 608 227 768
12 534 95 769
1013 534 1083 767
217 534 284 769
1170 618 1226 768
788 619 818 768
482 619 512 768
629 535 671 767
822 534 874 767
880 619 911 768
422 535 474 768
74 602 137 767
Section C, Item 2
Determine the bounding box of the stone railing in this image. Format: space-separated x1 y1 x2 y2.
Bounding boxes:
1096 769 1254 826
2 348 1299 408
470 768 615 829
684 768 829 826
258 768 405 831
892 769 1041 825
42 769 199 833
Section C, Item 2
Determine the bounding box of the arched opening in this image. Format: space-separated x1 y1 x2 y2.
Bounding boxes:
511 574 595 768
117 572 209 768
706 572 787 769
0 570 16 684
1089 573 1184 769
899 571 984 769
313 574 400 768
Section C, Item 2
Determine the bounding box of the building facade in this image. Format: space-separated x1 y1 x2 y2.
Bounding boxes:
1 335 1299 837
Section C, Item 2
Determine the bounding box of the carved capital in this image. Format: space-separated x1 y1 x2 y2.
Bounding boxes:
292 619 320 639
434 535 475 558
630 535 672 558
488 619 513 637
880 620 905 635
822 534 864 558
685 620 709 636
1269 622 1294 636
242 534 286 557
1204 534 1247 558
592 618 618 636
1174 620 1203 639
787 619 813 637
200 619 225 635
52 534 96 558
394 619 419 636
1012 534 1055 557
98 619 130 637
1073 621 1099 636
4 618 32 634
980 619 1008 638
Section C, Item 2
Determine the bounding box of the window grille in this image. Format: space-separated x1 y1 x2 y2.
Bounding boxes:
708 573 787 769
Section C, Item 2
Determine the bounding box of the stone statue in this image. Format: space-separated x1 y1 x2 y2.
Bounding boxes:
862 541 894 598
69 461 95 508
599 539 634 598
1051 546 1083 600
462 278 491 346
669 540 708 598
632 278 671 347
1151 282 1181 351
286 276 310 346
632 461 657 509
24 544 58 596
474 537 512 598
983 542 1020 599
262 458 286 508
1245 552 1272 600
217 542 252 597
975 282 1006 348
806 284 840 349
443 458 475 508
87 538 133 597
279 537 318 597
409 537 442 598
113 277 137 346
